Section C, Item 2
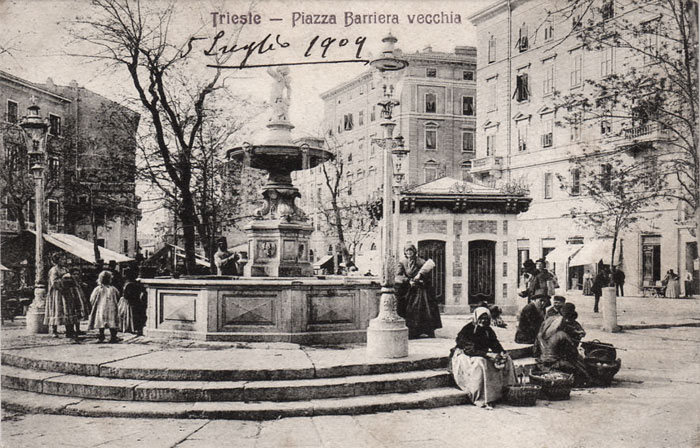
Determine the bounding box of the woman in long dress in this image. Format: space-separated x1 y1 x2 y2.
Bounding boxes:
88 270 120 343
395 244 442 339
582 270 593 296
43 253 80 340
449 307 516 408
664 270 681 298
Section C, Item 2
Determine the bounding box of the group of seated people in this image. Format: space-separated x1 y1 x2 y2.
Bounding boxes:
448 295 604 409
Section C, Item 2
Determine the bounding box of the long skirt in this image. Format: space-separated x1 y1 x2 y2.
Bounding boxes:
449 349 516 406
118 298 146 333
401 284 442 336
583 279 593 296
44 288 79 326
665 279 680 298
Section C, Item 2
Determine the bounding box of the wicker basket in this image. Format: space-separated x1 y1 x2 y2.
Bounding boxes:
586 358 621 386
505 384 541 406
529 371 574 401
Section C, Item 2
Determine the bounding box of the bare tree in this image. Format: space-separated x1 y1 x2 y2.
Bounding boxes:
72 0 250 273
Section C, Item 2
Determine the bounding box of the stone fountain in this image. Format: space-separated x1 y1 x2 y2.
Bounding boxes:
141 67 380 344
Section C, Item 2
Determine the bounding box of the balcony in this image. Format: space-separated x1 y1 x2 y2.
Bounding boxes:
471 156 503 174
619 123 667 149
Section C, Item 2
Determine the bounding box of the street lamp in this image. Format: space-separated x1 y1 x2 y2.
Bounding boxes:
366 33 409 358
20 101 50 334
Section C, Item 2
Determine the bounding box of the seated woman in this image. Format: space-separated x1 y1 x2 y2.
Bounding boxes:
449 307 516 409
535 308 593 387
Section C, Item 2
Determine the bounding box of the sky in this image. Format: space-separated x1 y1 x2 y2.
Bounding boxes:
1 0 493 234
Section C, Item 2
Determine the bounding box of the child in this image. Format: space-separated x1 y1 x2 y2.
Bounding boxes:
118 268 147 336
88 270 120 343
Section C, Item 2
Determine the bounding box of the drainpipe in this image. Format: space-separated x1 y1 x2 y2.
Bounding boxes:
506 0 512 183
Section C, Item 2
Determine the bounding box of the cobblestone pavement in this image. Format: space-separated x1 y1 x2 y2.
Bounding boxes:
2 296 700 448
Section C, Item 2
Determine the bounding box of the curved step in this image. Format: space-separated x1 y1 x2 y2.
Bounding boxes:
1 365 454 402
1 387 472 420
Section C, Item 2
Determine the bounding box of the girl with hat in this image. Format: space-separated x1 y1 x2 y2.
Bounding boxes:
449 307 516 409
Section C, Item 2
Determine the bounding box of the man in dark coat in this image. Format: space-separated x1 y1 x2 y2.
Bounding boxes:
612 266 625 297
545 295 566 318
528 259 554 308
592 267 610 313
515 295 546 344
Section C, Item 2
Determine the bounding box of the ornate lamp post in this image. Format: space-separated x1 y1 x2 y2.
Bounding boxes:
366 33 410 358
20 102 50 334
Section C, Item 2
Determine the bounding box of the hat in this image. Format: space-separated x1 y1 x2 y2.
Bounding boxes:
523 259 536 268
561 303 577 319
536 258 546 263
552 295 566 303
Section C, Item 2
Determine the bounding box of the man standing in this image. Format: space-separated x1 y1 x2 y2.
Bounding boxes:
684 271 694 298
612 266 625 297
528 259 554 308
592 267 609 313
214 237 239 276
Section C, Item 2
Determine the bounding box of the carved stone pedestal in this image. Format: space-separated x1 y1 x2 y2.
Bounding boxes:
244 220 313 278
366 286 409 358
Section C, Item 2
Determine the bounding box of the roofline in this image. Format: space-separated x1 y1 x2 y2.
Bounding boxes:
467 0 508 24
0 70 72 103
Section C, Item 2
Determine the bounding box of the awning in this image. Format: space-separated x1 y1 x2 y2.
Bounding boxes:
569 239 621 267
28 230 133 264
545 245 583 272
313 254 334 269
0 264 11 271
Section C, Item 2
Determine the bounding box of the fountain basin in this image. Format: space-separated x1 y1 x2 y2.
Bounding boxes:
142 276 381 344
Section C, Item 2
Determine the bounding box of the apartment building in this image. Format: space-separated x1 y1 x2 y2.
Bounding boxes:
469 0 697 295
1 71 140 257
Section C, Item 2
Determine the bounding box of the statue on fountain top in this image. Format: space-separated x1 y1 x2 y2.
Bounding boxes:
267 66 292 123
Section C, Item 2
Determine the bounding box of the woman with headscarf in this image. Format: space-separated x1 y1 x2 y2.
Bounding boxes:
535 306 592 386
449 307 516 409
43 253 81 341
395 243 442 339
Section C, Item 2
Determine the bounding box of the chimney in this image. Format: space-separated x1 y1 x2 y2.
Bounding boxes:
45 77 55 88
423 45 432 53
69 80 79 88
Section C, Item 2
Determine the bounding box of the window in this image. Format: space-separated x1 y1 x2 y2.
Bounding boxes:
426 68 437 78
513 74 530 102
542 59 555 96
570 112 582 141
343 114 354 131
370 106 376 122
503 262 508 277
541 115 554 147
6 100 18 123
358 110 364 126
424 162 438 183
600 163 612 191
543 20 554 41
517 121 528 152
488 35 496 63
370 134 377 157
123 240 129 254
642 19 660 65
338 119 342 134
544 173 553 199
600 114 612 135
570 49 583 87
425 93 436 113
347 152 353 165
571 168 581 195
487 76 498 112
346 172 353 195
425 127 437 150
77 194 89 205
97 238 105 248
463 71 474 81
461 161 473 182
486 134 495 156
601 0 614 21
462 131 474 152
517 23 529 52
48 157 60 180
462 96 474 116
48 200 59 225
601 45 614 78
359 85 365 95
49 114 61 136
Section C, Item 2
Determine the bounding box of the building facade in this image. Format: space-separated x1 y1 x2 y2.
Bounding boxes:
1 71 140 257
295 46 478 276
468 0 697 296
